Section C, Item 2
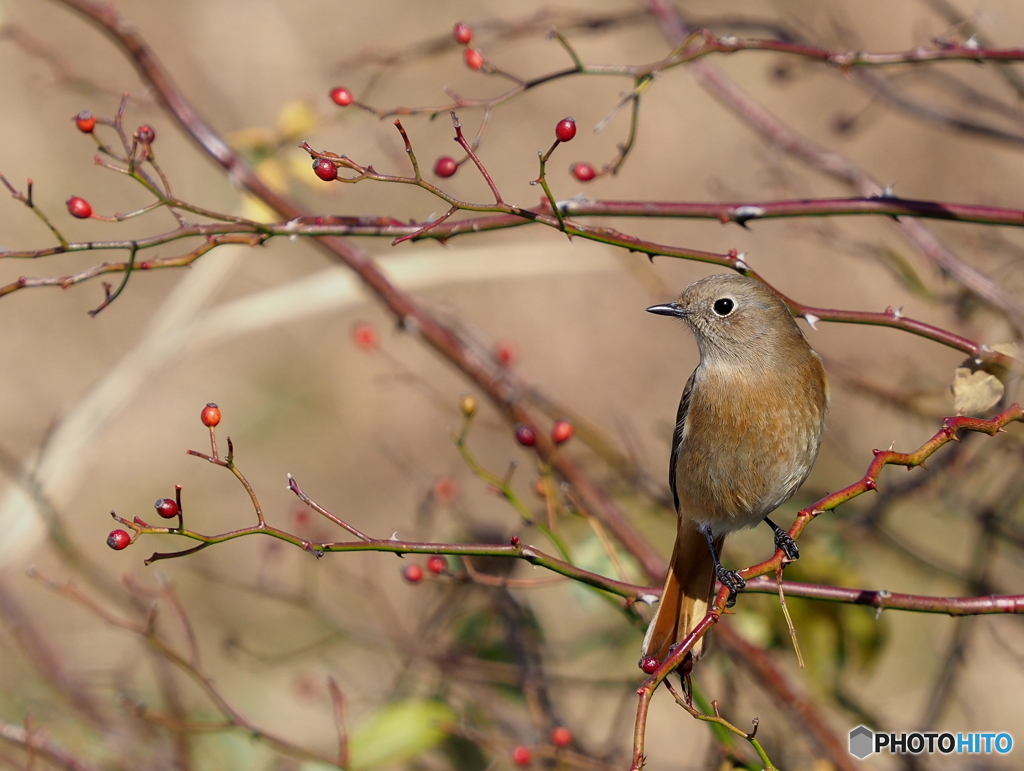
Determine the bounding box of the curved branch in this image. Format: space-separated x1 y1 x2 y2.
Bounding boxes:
741 577 1024 615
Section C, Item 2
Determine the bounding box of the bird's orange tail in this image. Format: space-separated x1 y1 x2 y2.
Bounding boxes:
642 525 722 663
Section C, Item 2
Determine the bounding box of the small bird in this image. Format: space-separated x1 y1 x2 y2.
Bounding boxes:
642 274 828 664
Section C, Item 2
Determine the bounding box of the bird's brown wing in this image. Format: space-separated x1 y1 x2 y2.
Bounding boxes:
668 368 696 514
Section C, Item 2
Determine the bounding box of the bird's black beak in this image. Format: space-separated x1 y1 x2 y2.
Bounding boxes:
646 302 687 318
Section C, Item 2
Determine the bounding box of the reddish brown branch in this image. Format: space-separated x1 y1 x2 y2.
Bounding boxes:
741 577 1024 615
744 405 1024 581
688 29 1024 68
644 1 1024 328
558 195 1024 228
631 598 725 769
332 26 1024 120
0 718 107 771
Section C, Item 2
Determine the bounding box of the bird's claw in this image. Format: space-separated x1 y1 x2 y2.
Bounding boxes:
716 566 746 607
775 531 800 562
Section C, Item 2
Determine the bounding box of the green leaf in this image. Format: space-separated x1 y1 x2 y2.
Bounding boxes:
344 699 457 771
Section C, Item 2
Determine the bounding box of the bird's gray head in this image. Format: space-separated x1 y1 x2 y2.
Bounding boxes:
647 274 808 362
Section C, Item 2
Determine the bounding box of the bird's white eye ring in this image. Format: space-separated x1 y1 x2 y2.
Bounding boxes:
712 297 735 316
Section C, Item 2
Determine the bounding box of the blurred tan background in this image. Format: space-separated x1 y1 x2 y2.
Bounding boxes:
1 1 1023 769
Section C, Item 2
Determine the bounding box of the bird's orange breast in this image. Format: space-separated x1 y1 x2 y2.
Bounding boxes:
674 355 826 533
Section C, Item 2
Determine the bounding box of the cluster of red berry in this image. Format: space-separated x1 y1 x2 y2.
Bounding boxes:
319 22 599 185
509 726 574 765
512 419 574 448
401 554 449 583
67 115 160 218
107 404 221 550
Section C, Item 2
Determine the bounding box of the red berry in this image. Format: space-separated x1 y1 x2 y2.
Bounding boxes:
510 535 520 546
154 498 179 519
433 156 458 178
427 555 448 574
201 403 221 427
433 475 459 504
571 162 596 182
403 564 424 583
464 48 484 70
313 157 338 181
514 424 536 447
107 529 130 550
66 196 92 219
453 22 473 45
73 111 96 133
551 420 574 445
330 87 354 106
494 340 517 366
639 656 660 674
137 125 156 144
551 727 573 748
352 322 378 350
555 117 576 142
511 746 532 766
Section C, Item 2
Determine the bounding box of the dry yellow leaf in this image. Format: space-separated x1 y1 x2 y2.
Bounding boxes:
276 99 317 140
951 342 1021 414
952 367 1004 415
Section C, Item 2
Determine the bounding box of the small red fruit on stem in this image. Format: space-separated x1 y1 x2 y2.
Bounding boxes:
330 87 353 106
511 746 532 766
639 655 660 674
551 419 574 445
571 162 596 182
403 564 424 583
433 156 458 178
551 727 573 747
73 111 96 133
352 322 378 350
107 530 131 550
464 48 484 70
555 117 576 142
494 340 517 366
313 157 338 181
136 125 156 144
433 476 459 503
514 424 536 447
66 197 92 219
426 555 448 574
201 403 221 427
154 498 179 519
453 22 473 45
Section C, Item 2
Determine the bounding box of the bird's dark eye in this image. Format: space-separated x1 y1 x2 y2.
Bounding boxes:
712 298 735 316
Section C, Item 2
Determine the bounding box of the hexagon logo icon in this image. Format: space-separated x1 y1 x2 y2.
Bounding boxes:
849 725 874 759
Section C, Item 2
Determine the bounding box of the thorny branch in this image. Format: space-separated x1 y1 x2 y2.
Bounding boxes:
628 405 1024 769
